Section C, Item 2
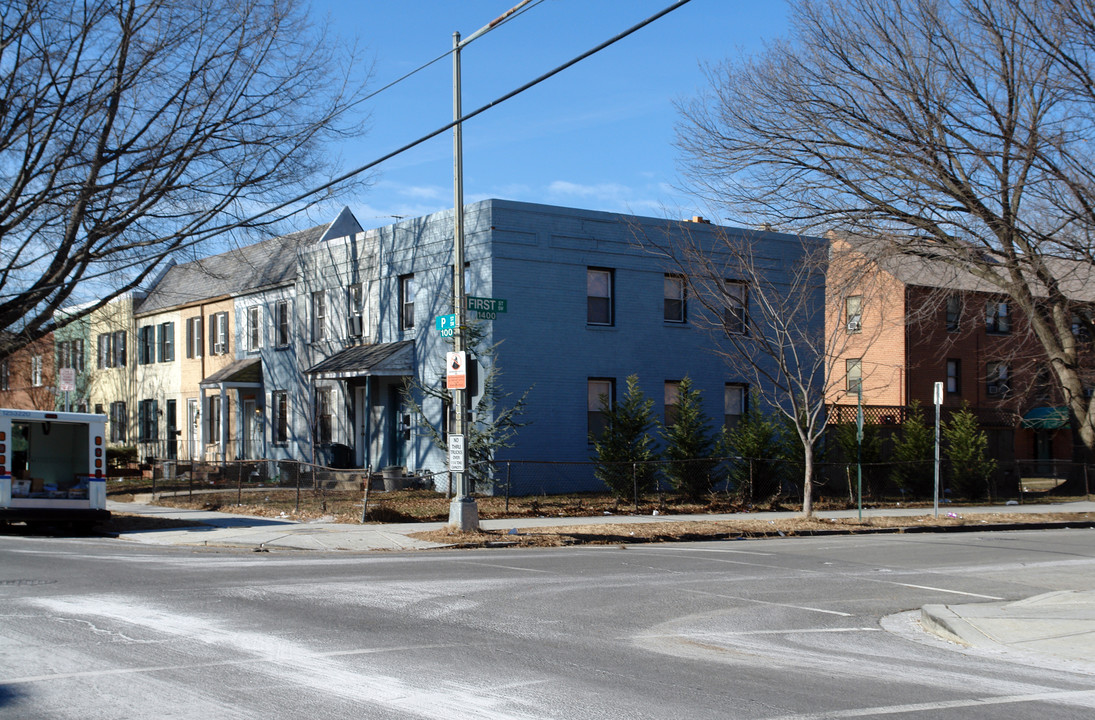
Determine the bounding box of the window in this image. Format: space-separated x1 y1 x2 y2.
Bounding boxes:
110 401 127 442
587 378 614 439
846 358 863 393
845 295 862 332
207 396 221 442
724 383 746 429
138 399 158 442
987 361 1010 397
664 274 686 323
186 316 202 359
315 387 332 444
723 280 748 335
399 275 415 331
73 339 84 372
137 326 154 365
246 306 260 351
0 360 8 391
99 331 127 368
113 330 126 367
58 339 83 371
946 359 961 394
587 268 613 325
312 291 327 342
348 284 364 338
272 390 288 444
158 322 174 362
58 341 71 370
664 380 681 426
946 296 961 332
985 300 1010 334
30 355 42 387
274 301 289 347
209 312 228 355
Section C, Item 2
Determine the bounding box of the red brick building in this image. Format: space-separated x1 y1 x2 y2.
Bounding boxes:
826 235 1077 464
0 332 57 411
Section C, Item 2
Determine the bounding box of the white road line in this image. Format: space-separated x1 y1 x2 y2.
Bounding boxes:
633 627 881 640
887 582 1004 600
760 689 1095 719
683 588 854 616
644 545 774 556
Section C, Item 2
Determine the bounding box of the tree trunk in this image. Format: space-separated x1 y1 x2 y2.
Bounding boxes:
801 442 815 517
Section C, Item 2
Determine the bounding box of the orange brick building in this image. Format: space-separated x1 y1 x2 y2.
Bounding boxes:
826 235 1073 464
0 332 57 411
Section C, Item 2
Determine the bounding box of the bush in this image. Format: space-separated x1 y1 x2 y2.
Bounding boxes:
591 375 659 500
661 377 716 500
891 401 935 497
106 445 138 469
943 404 996 499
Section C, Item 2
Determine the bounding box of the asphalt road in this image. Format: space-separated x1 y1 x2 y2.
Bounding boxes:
2 528 1094 719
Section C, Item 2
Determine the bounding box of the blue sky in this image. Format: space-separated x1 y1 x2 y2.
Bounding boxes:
306 0 790 230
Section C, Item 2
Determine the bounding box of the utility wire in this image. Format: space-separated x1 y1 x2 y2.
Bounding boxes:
5 0 693 300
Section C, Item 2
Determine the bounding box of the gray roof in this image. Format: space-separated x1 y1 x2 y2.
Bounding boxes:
833 233 1095 302
306 341 415 380
136 208 362 314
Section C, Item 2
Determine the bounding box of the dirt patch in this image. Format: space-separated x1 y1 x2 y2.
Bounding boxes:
409 512 1095 549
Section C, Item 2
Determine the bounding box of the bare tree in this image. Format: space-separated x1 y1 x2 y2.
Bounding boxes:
0 0 370 358
649 225 831 516
676 0 1095 461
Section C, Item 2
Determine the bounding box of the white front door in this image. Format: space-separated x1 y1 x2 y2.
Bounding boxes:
187 399 200 460
242 399 256 460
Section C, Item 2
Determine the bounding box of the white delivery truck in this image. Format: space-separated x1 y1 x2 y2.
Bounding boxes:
0 408 110 528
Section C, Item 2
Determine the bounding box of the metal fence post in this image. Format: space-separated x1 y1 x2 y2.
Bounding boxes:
633 462 638 513
295 464 301 513
505 461 511 513
237 467 242 507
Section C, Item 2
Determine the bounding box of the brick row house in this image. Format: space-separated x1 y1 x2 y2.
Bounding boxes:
14 200 820 491
826 234 1090 467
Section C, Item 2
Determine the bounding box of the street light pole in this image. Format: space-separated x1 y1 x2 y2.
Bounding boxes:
447 2 531 532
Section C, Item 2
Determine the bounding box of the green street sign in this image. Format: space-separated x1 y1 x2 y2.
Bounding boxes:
467 296 507 314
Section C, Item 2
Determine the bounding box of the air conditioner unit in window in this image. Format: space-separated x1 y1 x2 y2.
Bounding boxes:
847 320 861 331
348 315 363 337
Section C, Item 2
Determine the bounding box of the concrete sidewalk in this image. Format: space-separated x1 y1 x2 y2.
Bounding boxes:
106 498 1095 553
921 590 1095 669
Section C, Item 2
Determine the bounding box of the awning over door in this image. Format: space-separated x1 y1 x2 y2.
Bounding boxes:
199 357 263 389
1020 406 1071 430
306 340 415 380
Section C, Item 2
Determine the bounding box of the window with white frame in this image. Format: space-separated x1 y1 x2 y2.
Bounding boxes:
587 378 614 440
186 316 202 359
845 295 862 332
113 330 126 367
399 275 415 331
247 306 260 351
30 355 42 387
272 390 288 444
664 274 685 323
0 359 8 391
274 300 289 348
846 358 863 393
73 338 84 372
985 300 1011 334
209 312 229 355
312 291 327 342
207 396 221 442
314 387 332 444
158 322 174 362
587 268 613 325
347 284 364 338
947 359 961 394
724 383 747 429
